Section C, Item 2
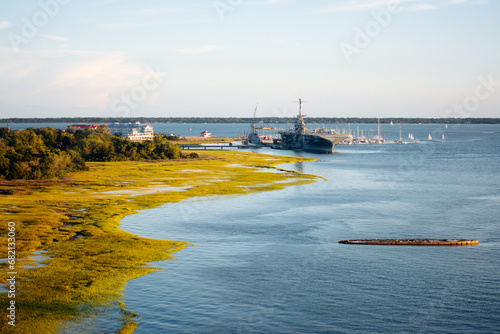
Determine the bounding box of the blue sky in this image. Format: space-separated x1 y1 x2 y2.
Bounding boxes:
1 0 499 118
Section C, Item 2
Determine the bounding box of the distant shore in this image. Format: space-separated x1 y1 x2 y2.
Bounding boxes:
2 117 499 125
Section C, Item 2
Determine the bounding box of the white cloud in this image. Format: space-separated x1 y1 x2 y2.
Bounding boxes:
446 0 488 4
0 21 11 29
328 0 487 12
246 0 290 4
0 48 149 110
328 0 411 12
405 3 437 11
178 45 217 55
40 34 69 42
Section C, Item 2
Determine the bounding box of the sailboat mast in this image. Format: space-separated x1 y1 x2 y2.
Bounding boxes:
377 118 380 139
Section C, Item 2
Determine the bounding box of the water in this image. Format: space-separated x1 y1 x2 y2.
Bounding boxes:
9 122 500 332
5 122 254 137
4 122 451 142
99 123 498 333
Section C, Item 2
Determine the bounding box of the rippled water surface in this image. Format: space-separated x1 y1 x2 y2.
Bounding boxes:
116 124 500 333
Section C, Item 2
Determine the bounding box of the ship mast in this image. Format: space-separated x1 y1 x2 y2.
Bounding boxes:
295 98 306 134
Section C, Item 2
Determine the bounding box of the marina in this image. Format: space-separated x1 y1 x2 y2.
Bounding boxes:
179 140 420 151
244 101 422 152
8 122 447 146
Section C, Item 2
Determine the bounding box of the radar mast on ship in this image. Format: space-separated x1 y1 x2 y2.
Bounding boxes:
294 98 306 134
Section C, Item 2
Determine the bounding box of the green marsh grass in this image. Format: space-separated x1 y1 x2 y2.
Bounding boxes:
0 151 317 333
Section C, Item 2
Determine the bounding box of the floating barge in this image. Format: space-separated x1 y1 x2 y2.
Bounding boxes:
338 239 479 246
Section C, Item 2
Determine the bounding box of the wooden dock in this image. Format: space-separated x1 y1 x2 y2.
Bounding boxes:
180 144 254 150
338 239 479 246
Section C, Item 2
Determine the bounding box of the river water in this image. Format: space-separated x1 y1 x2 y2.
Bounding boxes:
102 123 498 333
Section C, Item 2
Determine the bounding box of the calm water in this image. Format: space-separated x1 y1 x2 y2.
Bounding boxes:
41 123 497 333
5 122 444 141
6 122 253 137
106 123 499 333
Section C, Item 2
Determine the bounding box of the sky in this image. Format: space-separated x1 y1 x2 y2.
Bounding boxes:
0 0 499 119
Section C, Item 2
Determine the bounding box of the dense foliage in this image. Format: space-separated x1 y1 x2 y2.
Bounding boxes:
2 117 499 124
0 126 183 180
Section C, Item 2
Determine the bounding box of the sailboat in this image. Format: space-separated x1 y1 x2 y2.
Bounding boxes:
427 133 432 140
394 124 405 144
374 118 384 143
408 133 414 140
442 134 445 140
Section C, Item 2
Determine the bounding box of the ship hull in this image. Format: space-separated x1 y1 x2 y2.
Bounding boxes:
278 132 349 153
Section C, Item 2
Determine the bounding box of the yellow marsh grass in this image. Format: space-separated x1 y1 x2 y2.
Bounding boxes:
0 151 317 333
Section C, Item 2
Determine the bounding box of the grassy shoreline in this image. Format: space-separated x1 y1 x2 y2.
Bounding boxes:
0 151 317 333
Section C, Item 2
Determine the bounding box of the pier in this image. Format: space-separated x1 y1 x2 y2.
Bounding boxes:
180 144 254 150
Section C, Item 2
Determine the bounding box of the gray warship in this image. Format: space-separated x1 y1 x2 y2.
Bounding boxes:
275 99 349 153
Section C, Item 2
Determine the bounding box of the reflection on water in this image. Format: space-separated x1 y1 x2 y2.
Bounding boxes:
294 161 304 173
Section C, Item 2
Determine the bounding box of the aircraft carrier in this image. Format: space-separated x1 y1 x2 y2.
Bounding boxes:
275 99 349 153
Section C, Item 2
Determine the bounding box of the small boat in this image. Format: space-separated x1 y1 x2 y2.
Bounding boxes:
201 130 211 137
422 133 444 142
421 133 433 142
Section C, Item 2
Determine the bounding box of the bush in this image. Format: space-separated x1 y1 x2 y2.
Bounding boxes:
0 127 186 180
183 152 199 159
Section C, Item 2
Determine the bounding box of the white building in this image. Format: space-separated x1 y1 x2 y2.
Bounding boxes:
108 122 154 142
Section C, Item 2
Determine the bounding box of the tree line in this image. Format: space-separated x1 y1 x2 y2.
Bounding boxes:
0 126 193 180
2 117 499 124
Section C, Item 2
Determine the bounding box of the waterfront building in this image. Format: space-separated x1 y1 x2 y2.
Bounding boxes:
108 122 154 141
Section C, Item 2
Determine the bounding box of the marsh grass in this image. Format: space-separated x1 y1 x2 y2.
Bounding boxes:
0 151 317 333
